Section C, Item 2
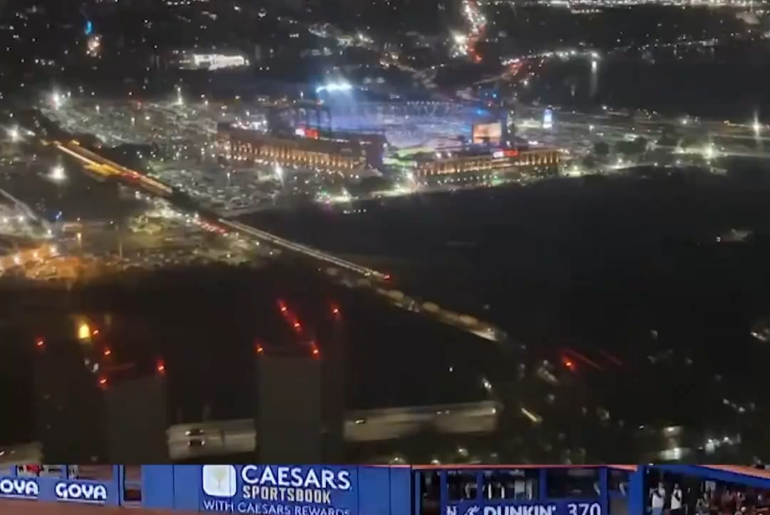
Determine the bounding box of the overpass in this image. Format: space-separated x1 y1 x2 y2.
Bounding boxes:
50 138 512 342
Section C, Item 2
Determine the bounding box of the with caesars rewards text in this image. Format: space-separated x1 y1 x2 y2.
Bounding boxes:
202 465 353 515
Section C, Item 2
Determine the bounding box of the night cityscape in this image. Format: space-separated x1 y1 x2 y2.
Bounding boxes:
1 1 770 509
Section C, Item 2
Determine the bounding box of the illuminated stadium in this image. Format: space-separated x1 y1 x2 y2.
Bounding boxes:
324 100 495 151
215 81 562 183
306 83 562 182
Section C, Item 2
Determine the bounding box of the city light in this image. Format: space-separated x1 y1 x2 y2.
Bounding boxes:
315 82 353 94
8 127 18 142
77 322 91 341
50 165 66 182
51 91 62 110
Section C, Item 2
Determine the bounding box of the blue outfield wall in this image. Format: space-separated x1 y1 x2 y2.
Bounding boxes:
0 465 413 515
1 464 770 515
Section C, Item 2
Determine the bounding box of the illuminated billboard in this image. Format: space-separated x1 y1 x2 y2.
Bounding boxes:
177 52 250 71
200 465 358 514
472 122 502 144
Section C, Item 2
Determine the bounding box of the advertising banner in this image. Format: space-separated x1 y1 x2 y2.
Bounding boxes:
200 465 358 515
447 501 602 515
0 475 116 505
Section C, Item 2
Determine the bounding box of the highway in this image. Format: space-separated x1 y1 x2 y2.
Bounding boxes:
49 139 510 344
50 140 387 280
218 219 388 280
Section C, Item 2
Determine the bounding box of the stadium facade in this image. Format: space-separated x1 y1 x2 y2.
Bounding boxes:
217 123 386 174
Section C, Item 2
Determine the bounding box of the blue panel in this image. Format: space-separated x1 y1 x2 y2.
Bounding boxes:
413 471 423 515
0 476 117 505
389 468 411 515
626 468 644 515
142 465 176 510
174 465 202 512
358 467 390 515
598 468 608 515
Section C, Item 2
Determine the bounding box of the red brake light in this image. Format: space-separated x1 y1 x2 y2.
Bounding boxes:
34 337 45 349
98 376 108 389
156 360 166 375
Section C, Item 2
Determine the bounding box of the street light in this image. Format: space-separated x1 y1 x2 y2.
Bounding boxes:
8 127 19 142
50 165 66 182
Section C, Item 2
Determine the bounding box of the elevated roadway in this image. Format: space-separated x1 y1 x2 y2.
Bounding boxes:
50 140 387 280
50 139 510 343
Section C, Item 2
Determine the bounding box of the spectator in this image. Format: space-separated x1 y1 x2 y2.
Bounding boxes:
697 493 711 515
671 484 684 515
652 482 666 515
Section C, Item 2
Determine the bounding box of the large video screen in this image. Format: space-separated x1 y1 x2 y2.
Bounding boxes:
472 122 502 144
